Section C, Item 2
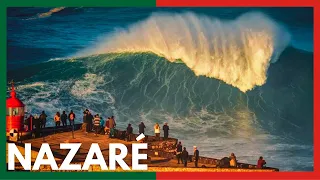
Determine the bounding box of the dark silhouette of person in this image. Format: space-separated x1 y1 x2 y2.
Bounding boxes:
176 141 183 164
163 122 169 140
61 111 67 127
181 147 189 167
86 111 94 134
139 121 146 134
33 115 41 137
110 116 116 128
126 124 133 141
26 114 34 131
193 146 199 167
109 116 116 138
39 111 47 128
83 111 87 123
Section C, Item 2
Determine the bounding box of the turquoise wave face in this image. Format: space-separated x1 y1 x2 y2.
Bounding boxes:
8 47 313 171
7 7 314 172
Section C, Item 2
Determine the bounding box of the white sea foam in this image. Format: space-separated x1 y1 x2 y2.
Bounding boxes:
14 72 312 171
70 73 105 97
80 12 290 92
17 82 45 90
127 107 312 171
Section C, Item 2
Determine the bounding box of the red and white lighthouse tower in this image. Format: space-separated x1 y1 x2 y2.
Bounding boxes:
6 80 25 134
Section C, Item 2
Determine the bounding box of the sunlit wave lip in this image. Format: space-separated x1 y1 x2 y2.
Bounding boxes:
22 7 66 20
37 7 65 18
77 11 290 92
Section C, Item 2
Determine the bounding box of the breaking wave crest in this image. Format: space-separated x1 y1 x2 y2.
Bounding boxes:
79 12 291 92
38 7 65 18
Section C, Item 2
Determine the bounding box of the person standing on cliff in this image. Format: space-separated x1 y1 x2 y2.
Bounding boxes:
111 116 116 127
181 147 189 167
139 121 146 134
109 116 116 138
229 152 237 167
61 111 67 127
39 111 47 128
126 123 133 141
93 114 101 136
163 122 169 140
86 111 94 134
99 117 105 134
68 110 76 129
26 114 34 131
154 123 160 140
176 141 183 164
257 156 266 169
33 114 41 137
104 117 110 135
82 110 87 131
54 112 61 127
193 146 199 167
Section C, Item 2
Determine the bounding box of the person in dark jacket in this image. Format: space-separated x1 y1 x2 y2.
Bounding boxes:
110 116 116 128
83 111 87 123
139 122 146 134
176 141 183 164
193 146 199 167
86 111 94 134
126 124 133 141
99 117 105 134
61 111 67 127
163 122 169 140
181 147 189 167
33 115 41 138
109 116 116 138
39 111 47 128
26 114 34 131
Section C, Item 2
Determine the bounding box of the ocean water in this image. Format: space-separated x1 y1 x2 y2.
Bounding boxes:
7 7 313 171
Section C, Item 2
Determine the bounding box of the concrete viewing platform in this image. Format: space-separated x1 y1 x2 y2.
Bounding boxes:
6 124 279 172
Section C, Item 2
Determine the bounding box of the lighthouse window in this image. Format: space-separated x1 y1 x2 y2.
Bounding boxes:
6 107 24 116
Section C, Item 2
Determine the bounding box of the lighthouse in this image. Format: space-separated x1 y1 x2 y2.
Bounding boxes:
6 80 25 135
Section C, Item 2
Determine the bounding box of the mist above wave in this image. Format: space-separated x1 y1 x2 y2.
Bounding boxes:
80 11 290 92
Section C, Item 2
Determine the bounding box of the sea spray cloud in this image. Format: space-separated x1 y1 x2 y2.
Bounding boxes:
80 12 290 92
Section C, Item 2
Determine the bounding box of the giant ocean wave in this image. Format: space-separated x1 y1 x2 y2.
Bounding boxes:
7 11 313 171
8 48 313 172
78 12 291 92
